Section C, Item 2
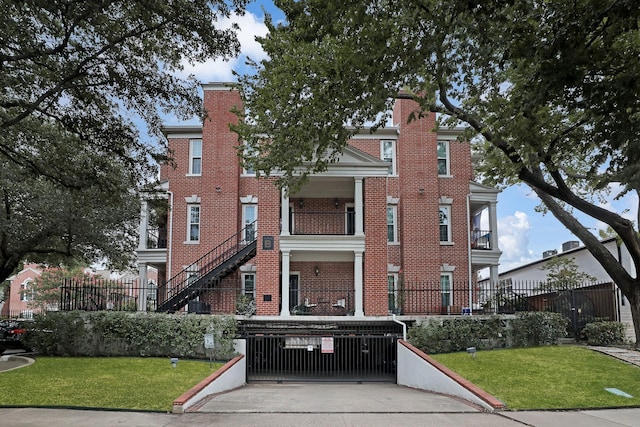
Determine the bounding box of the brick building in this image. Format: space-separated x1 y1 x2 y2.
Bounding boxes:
136 82 501 319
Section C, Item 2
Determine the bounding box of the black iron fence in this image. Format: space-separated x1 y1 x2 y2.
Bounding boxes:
390 280 618 319
59 278 157 312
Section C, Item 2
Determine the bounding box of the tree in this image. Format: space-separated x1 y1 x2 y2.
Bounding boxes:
0 131 140 282
28 265 86 313
235 0 640 344
0 0 248 282
537 257 597 291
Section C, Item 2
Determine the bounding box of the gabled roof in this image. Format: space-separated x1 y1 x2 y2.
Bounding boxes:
287 144 391 179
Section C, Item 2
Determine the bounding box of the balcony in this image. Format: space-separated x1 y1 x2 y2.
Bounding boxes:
291 211 356 236
146 227 167 249
470 229 492 250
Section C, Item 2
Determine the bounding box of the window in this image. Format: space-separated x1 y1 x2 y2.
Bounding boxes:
381 140 396 175
188 204 200 242
437 140 449 176
20 280 33 302
243 204 257 241
189 139 202 175
439 205 451 242
387 206 398 243
242 142 255 175
242 273 256 298
388 274 399 312
441 273 452 308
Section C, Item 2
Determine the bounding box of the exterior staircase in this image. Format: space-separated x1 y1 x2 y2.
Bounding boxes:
156 222 257 313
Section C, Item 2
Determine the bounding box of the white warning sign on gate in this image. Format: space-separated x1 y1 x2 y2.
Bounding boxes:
321 337 334 354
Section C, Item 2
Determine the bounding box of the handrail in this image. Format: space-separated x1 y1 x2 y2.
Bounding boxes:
157 221 257 308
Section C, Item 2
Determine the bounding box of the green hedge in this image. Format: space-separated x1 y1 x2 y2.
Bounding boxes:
583 321 626 346
23 311 238 359
408 312 568 354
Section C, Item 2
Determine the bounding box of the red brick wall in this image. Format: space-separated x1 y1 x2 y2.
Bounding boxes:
163 88 242 282
253 177 281 315
363 177 388 315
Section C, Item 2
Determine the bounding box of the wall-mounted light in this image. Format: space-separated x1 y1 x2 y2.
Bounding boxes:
314 265 319 276
418 188 425 195
215 186 221 193
298 199 304 209
334 198 339 209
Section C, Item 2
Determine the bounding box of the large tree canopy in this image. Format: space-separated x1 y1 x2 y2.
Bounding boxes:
236 0 640 342
0 0 247 282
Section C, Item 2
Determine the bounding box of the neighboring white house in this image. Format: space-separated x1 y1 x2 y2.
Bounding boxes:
479 238 636 342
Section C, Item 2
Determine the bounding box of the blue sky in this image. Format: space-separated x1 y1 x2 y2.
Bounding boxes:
172 1 638 273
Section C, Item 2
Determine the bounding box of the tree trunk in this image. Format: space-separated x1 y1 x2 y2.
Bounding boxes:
627 285 640 348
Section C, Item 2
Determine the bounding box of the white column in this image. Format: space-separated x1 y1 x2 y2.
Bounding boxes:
280 251 291 316
138 262 148 311
281 188 290 236
489 264 499 314
138 199 149 250
354 178 364 236
489 201 499 251
354 250 364 317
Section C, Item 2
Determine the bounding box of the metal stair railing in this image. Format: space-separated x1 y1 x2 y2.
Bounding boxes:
157 221 257 313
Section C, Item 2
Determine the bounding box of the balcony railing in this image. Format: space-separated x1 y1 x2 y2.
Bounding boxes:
146 227 167 249
291 211 355 235
470 229 492 250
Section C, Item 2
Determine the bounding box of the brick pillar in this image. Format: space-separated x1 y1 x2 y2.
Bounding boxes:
254 178 281 315
364 177 388 315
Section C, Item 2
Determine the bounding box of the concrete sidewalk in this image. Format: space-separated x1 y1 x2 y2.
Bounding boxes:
3 383 640 427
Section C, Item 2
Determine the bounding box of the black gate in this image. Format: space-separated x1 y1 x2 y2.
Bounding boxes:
246 333 397 382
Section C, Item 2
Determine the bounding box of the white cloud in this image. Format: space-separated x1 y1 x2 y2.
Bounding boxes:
177 11 269 83
497 211 537 271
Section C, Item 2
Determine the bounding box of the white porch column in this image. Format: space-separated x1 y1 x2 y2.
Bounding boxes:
280 250 291 316
489 264 499 314
281 188 290 236
138 199 149 250
489 201 499 251
137 262 148 311
354 178 364 236
354 250 364 317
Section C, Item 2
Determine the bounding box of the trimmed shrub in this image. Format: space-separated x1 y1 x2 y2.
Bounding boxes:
509 312 567 347
583 321 626 346
409 312 568 354
24 311 238 359
408 315 506 354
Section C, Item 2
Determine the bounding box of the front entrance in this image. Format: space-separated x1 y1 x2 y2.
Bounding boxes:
289 273 299 311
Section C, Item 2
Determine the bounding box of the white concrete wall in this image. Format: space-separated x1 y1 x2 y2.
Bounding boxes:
179 355 246 412
397 341 501 411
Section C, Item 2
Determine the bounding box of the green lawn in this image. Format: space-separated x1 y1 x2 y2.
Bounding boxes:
431 346 640 410
0 357 223 412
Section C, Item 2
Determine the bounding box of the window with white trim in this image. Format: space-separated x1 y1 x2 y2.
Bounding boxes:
189 139 202 175
242 142 255 175
439 205 451 243
387 206 398 243
20 280 33 302
187 204 200 242
440 273 452 308
381 140 396 175
437 140 450 176
242 273 256 298
242 204 257 241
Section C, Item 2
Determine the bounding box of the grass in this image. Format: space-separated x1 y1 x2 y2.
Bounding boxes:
0 357 223 412
431 345 640 410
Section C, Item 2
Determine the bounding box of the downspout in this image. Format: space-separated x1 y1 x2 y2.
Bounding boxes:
392 313 407 341
167 190 174 282
466 193 473 314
